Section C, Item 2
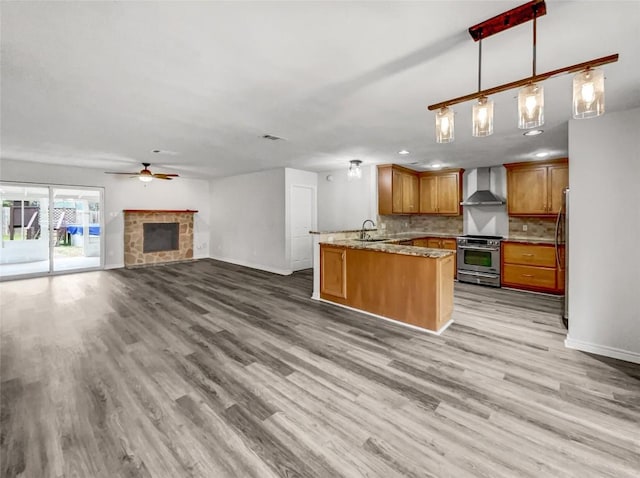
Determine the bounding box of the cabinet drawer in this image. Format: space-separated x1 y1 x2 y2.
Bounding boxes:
411 238 431 248
441 239 457 250
503 264 556 290
503 242 556 267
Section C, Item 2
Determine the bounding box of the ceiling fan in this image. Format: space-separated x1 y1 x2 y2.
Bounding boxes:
104 162 179 182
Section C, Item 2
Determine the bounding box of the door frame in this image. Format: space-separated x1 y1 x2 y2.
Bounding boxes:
0 180 105 281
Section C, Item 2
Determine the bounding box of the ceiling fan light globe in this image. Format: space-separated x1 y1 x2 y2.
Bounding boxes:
139 175 153 182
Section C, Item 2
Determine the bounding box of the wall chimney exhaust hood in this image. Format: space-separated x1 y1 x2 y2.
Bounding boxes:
461 167 506 206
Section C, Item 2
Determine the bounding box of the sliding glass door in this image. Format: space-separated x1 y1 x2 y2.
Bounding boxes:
0 182 103 279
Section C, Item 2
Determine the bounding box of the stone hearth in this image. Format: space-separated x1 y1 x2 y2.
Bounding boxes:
123 210 197 268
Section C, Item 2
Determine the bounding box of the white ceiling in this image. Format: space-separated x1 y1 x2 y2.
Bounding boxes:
1 1 639 178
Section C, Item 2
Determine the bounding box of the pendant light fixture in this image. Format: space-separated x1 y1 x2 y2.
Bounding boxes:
435 107 454 143
518 4 544 129
573 68 605 118
347 159 362 179
472 34 494 137
427 0 618 140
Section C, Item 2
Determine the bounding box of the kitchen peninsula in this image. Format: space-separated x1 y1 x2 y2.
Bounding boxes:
318 238 455 333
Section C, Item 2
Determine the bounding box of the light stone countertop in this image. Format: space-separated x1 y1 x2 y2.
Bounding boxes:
320 239 455 259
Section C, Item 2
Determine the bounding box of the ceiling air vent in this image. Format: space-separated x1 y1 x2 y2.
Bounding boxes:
262 134 284 141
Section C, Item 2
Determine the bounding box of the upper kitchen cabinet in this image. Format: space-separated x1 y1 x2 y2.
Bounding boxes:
504 159 568 216
419 169 464 215
378 165 419 214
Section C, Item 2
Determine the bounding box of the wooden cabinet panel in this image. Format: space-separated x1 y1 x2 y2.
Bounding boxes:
411 238 431 247
402 173 419 213
502 241 563 293
419 170 463 215
419 176 437 213
378 165 419 214
503 243 556 268
503 264 557 290
437 173 461 214
507 166 547 215
392 169 403 213
320 246 347 299
549 164 569 214
505 159 568 216
426 238 441 248
440 239 457 250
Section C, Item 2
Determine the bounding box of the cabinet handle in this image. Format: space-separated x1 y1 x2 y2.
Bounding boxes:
521 253 534 257
521 274 534 277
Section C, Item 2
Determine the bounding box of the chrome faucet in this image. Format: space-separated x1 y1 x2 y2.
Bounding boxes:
360 219 376 240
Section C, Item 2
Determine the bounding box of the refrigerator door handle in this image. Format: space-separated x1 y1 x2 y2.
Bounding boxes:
554 202 564 268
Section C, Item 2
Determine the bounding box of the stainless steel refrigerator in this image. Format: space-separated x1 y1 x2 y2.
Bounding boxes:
555 188 569 328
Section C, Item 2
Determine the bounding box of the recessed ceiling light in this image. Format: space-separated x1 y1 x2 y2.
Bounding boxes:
398 150 410 155
523 129 544 136
535 152 549 158
431 163 443 169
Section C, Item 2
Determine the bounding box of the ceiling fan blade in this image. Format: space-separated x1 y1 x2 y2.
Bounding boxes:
154 176 173 180
105 171 140 175
153 173 179 179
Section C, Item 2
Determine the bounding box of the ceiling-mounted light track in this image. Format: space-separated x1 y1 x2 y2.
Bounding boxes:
427 0 618 142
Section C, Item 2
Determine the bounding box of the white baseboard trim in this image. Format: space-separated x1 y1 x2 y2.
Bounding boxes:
317 298 453 336
105 263 124 270
209 255 293 276
565 336 640 364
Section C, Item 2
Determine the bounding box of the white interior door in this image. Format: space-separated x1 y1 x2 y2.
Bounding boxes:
290 185 314 271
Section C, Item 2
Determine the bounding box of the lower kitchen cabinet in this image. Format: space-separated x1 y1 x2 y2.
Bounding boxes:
412 237 457 278
320 246 347 299
501 241 564 294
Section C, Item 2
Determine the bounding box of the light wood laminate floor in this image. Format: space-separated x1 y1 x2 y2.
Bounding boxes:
1 259 639 478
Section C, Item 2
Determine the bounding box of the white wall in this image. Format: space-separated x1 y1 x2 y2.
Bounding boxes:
209 168 289 274
0 158 211 268
566 107 640 364
463 166 508 237
317 165 377 231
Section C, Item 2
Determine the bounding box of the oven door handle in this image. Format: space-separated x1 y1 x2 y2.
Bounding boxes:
457 245 499 251
457 270 500 279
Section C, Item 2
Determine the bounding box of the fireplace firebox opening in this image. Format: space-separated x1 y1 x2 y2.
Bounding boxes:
143 222 179 253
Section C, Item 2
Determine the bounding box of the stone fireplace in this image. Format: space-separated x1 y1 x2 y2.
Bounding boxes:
123 210 197 267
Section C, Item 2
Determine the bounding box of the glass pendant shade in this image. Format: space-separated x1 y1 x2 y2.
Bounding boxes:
472 97 494 137
518 83 544 129
348 160 362 179
573 69 605 119
435 107 455 143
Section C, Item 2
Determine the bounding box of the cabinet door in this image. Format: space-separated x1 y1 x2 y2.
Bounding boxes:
419 176 438 213
392 170 403 213
508 166 548 215
437 174 460 214
548 164 568 214
320 246 347 299
402 173 418 213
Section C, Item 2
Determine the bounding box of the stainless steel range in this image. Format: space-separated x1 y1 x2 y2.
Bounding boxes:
457 235 503 287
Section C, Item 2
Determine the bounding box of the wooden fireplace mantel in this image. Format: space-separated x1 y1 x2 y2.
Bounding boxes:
123 209 198 214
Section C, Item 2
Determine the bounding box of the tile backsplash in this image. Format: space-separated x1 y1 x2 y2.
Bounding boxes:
508 216 556 239
378 215 463 235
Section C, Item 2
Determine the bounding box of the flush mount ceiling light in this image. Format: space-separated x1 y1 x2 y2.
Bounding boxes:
428 0 618 142
523 129 544 136
347 159 363 179
535 152 549 158
398 150 410 155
